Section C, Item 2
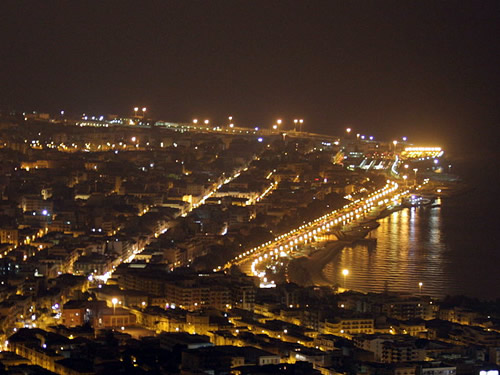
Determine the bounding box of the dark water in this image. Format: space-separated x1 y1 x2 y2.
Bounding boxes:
322 157 500 299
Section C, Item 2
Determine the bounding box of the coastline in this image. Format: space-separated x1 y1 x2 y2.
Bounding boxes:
287 240 349 287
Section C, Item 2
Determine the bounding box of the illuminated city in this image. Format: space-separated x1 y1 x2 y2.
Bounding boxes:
0 2 499 374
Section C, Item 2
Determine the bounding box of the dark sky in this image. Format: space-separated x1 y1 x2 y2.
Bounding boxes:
1 1 499 153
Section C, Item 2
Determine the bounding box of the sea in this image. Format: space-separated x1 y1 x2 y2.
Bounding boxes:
320 156 500 300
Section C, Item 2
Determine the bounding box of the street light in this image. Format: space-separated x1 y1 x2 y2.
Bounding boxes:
346 128 351 134
342 269 349 289
277 119 282 125
418 282 423 295
142 107 147 117
193 119 198 124
272 124 278 130
112 298 118 314
134 107 139 117
299 119 304 132
294 119 298 131
204 119 209 125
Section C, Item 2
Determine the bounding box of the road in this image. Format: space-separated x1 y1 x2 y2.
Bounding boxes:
217 180 407 285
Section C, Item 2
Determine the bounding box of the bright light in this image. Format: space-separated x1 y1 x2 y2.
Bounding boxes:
346 128 351 133
258 137 263 143
272 124 278 130
228 116 233 121
204 119 209 124
402 136 407 141
342 269 349 276
277 119 282 125
131 136 137 142
112 298 118 305
193 119 198 124
393 140 398 146
134 107 139 112
229 123 234 128
142 107 146 112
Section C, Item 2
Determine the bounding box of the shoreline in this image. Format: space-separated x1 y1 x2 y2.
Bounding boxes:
287 240 349 287
286 206 405 288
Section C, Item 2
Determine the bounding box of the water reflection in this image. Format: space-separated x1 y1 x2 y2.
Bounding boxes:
323 206 455 297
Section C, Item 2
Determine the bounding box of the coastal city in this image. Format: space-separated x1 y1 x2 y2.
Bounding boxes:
0 110 497 375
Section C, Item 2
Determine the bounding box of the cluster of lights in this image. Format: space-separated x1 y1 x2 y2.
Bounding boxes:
215 181 401 279
401 147 443 159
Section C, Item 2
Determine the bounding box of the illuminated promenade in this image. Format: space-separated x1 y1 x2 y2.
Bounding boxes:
216 180 407 284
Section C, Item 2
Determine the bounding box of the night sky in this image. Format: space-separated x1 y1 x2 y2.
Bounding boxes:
1 1 499 153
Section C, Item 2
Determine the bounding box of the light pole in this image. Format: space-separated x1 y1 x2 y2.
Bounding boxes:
193 119 198 124
142 107 147 118
133 107 139 117
393 140 398 152
418 282 423 295
403 175 408 188
294 119 298 131
112 298 118 315
413 168 418 185
299 119 304 132
342 269 349 289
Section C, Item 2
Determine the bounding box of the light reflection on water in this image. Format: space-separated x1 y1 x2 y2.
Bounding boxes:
323 204 461 297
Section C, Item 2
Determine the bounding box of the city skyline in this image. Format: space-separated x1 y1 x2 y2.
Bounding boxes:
1 1 500 153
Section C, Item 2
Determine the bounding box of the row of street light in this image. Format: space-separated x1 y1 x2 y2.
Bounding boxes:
220 181 401 281
189 117 305 132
